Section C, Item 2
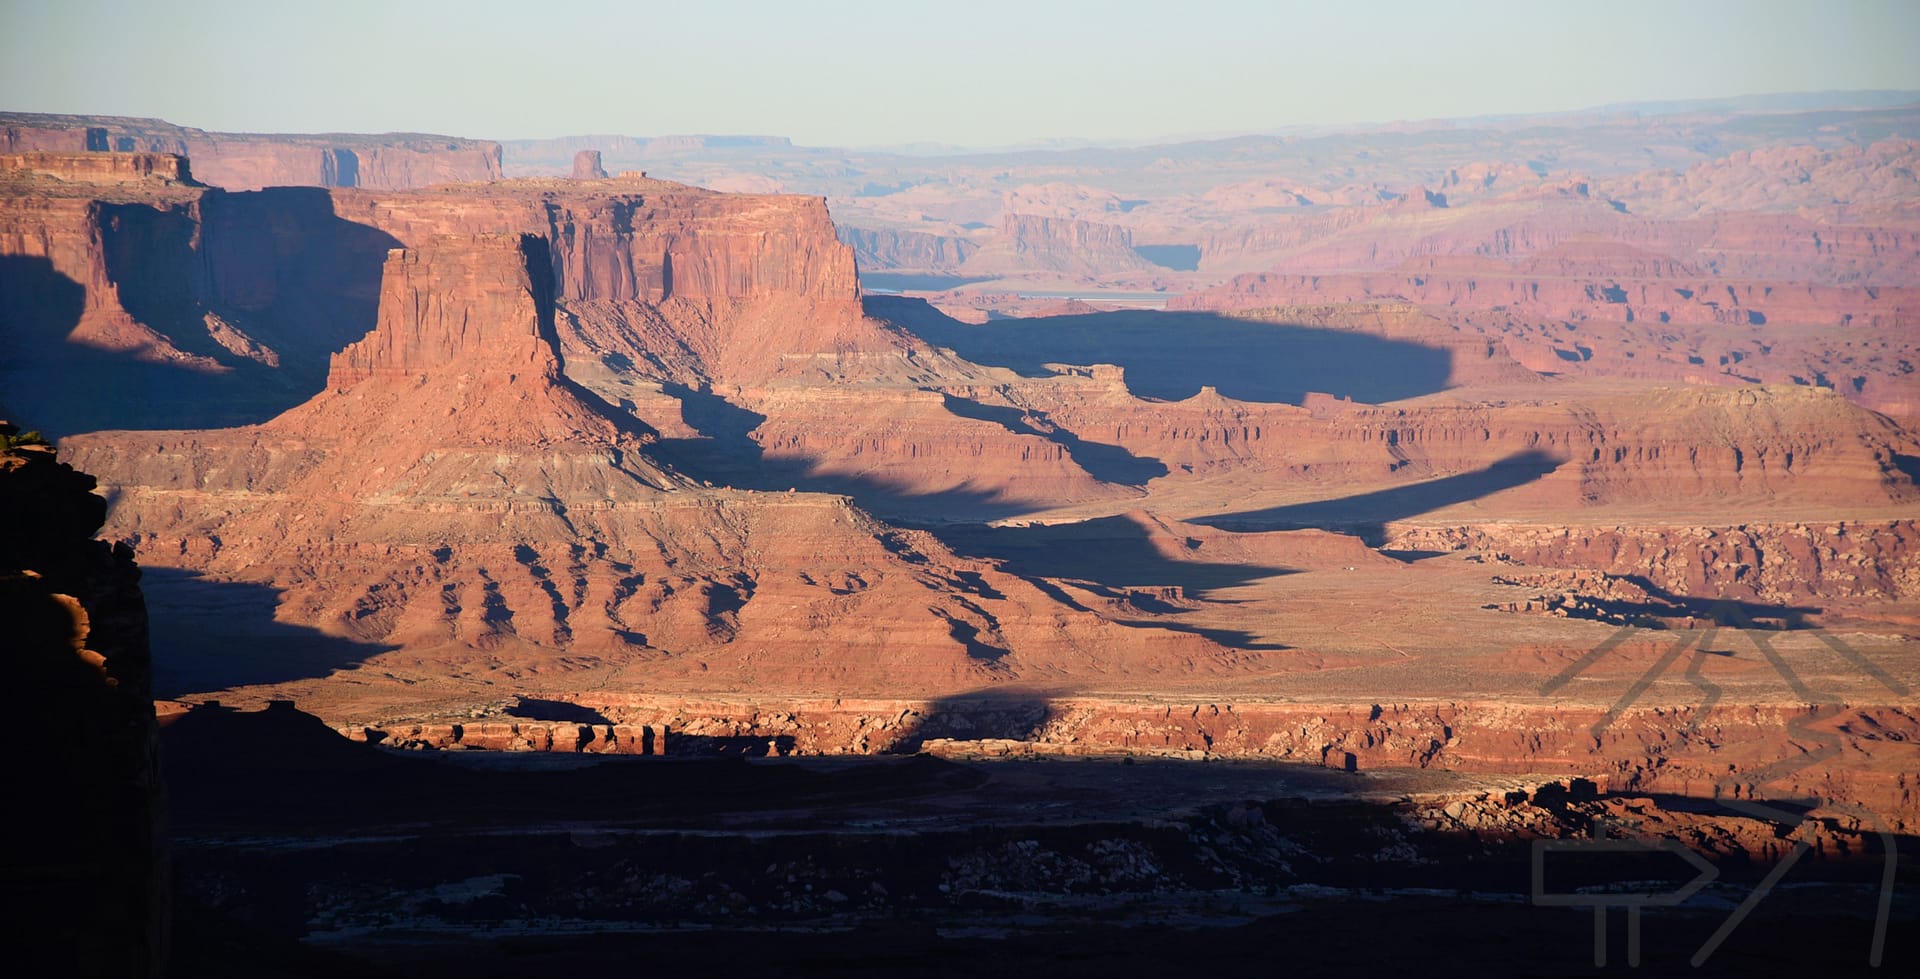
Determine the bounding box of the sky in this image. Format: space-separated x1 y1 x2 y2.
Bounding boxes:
3 0 1918 148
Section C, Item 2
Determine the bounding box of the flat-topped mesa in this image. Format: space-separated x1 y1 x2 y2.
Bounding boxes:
332 181 862 308
0 151 196 185
327 233 559 388
570 149 610 180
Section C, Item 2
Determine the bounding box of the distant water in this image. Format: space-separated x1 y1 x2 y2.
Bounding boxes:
1002 290 1173 306
860 273 993 292
1132 244 1201 271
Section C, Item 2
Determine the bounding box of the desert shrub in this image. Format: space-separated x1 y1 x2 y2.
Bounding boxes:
0 430 50 451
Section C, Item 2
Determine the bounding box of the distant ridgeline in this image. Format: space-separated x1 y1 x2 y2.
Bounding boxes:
0 111 502 191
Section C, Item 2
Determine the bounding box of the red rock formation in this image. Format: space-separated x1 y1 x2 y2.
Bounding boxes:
329 177 877 381
63 232 1246 700
391 692 1920 827
1189 187 1920 286
570 149 610 180
0 152 418 432
1001 361 1913 517
1175 260 1919 330
1599 137 1920 222
327 234 557 386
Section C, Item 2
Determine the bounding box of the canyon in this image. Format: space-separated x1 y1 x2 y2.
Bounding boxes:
3 96 1917 973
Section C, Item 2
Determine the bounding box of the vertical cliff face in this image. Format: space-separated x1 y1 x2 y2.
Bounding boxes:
1 424 166 976
0 151 196 184
326 234 557 387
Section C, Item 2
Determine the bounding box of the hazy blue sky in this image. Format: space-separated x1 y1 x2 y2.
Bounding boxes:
4 0 1916 147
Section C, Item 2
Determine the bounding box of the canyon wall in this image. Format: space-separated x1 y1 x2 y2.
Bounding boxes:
1174 261 1919 330
962 213 1158 278
837 224 980 272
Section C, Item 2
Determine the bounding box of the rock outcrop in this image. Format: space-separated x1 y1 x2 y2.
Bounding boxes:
0 150 197 185
570 149 610 180
326 233 560 386
1 423 167 976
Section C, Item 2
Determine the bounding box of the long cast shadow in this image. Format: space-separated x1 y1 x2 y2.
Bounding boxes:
931 513 1295 599
939 394 1167 486
929 514 1297 650
886 686 1059 753
1194 449 1563 545
141 568 397 697
0 256 224 436
869 295 1455 404
649 382 1052 523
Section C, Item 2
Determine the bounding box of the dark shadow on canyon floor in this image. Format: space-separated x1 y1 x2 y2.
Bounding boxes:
158 702 1920 978
868 295 1456 404
927 515 1297 651
1536 579 1829 632
885 687 1059 754
507 697 614 725
932 514 1295 597
650 381 1047 523
1194 448 1564 545
141 568 397 697
938 393 1168 486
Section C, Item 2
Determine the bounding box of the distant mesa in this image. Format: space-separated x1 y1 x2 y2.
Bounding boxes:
0 110 502 191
